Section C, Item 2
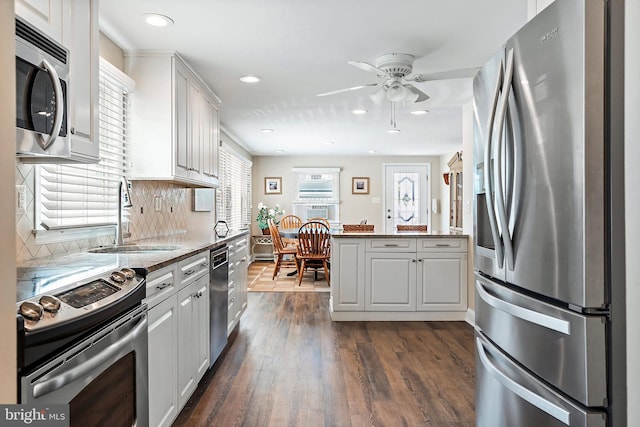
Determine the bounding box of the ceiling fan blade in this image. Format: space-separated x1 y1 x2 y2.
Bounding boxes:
317 83 379 97
409 67 480 82
404 84 430 103
347 61 386 76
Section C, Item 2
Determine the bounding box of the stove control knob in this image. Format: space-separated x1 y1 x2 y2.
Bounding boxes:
39 295 62 313
110 271 126 283
19 301 43 321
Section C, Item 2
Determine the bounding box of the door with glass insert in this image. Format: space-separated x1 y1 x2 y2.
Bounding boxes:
384 164 430 233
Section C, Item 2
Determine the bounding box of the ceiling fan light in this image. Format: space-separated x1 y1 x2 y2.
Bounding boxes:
369 88 386 104
386 82 407 103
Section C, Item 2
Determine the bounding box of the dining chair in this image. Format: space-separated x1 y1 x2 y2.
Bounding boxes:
296 221 331 286
307 217 330 228
268 219 299 279
279 214 303 245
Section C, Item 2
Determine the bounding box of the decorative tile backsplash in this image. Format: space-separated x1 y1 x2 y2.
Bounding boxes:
16 161 191 261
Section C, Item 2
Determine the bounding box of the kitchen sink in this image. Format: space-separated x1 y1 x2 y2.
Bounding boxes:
87 245 182 254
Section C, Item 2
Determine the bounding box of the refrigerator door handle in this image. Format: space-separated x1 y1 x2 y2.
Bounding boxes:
493 48 515 270
476 337 571 425
476 280 571 335
483 56 506 268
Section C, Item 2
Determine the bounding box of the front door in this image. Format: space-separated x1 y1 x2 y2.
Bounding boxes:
383 164 430 233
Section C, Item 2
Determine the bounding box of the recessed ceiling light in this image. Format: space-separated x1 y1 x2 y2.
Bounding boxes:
411 110 429 115
387 128 401 133
368 150 377 154
352 109 368 115
144 13 174 27
261 128 274 133
240 75 261 83
324 141 335 145
275 149 285 153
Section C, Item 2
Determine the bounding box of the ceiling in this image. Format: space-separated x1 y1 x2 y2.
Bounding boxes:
99 1 528 157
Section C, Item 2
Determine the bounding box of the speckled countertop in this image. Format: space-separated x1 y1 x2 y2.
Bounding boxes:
332 231 468 239
16 230 249 302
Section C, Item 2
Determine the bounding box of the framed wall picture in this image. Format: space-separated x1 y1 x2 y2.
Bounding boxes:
352 177 370 194
264 177 282 194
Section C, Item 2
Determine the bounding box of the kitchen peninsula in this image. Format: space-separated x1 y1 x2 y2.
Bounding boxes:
330 232 468 321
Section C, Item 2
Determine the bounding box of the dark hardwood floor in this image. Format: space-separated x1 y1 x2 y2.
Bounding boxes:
174 292 476 427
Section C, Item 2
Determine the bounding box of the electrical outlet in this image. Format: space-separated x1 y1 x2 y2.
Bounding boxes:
16 185 27 215
154 196 162 212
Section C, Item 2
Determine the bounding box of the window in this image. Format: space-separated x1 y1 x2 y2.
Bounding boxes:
447 152 463 231
291 167 340 223
216 145 252 230
37 59 134 232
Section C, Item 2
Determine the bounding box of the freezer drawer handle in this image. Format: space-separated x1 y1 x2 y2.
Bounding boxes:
476 281 570 335
476 337 571 425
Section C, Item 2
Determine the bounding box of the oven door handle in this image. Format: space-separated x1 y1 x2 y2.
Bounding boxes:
32 313 147 398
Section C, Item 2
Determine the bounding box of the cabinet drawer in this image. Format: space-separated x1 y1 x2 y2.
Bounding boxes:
367 238 416 252
418 238 467 252
179 251 210 284
145 264 177 308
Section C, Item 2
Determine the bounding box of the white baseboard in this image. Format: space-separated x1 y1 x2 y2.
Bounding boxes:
465 308 475 326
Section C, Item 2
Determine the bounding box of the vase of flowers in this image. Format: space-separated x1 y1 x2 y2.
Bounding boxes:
256 202 284 234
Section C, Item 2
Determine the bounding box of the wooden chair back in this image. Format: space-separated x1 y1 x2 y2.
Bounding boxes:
396 224 428 232
268 219 286 253
280 214 302 230
307 217 330 228
297 221 331 258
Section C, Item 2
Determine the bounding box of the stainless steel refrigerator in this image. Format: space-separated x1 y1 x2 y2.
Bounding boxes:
473 1 623 425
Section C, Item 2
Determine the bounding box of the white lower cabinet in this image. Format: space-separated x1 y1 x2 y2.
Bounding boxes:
365 252 416 311
227 234 249 335
147 293 178 427
145 249 210 427
331 237 468 320
177 274 209 409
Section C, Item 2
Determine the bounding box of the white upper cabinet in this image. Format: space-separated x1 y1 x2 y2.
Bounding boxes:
15 0 63 43
61 0 99 161
125 51 221 187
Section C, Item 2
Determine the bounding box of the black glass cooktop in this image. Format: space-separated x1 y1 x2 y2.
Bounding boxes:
16 263 120 302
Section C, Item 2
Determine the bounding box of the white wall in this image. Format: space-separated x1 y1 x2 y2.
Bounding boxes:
251 155 445 235
626 0 639 421
0 1 16 403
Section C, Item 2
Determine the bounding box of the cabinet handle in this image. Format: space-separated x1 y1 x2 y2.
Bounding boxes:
384 244 399 247
156 282 172 290
412 259 416 263
418 259 423 262
436 243 451 247
184 269 195 276
201 262 209 267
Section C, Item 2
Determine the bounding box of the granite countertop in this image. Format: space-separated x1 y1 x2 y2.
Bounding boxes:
16 230 250 301
332 231 468 239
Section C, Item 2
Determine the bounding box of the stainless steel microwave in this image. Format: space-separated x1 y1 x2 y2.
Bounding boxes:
15 17 71 161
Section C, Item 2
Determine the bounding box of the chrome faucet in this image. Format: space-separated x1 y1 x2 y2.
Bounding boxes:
116 176 133 246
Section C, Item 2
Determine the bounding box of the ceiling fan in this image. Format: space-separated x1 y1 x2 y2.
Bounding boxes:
317 53 479 104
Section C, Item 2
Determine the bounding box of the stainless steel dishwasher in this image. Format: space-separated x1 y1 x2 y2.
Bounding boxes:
210 245 229 367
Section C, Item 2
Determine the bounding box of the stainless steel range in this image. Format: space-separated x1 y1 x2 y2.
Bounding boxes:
16 263 148 427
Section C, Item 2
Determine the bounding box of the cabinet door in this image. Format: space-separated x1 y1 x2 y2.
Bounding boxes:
331 239 365 311
416 253 467 311
201 97 213 180
16 0 63 42
211 103 220 179
174 60 190 179
188 85 203 179
194 275 210 383
62 0 99 161
176 283 196 409
365 252 416 311
148 294 179 427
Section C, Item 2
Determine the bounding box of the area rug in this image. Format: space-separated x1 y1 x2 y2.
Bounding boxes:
248 261 330 292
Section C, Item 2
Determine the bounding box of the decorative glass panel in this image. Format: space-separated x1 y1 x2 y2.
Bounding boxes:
394 172 420 225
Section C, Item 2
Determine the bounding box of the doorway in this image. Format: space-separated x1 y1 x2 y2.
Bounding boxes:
383 164 431 233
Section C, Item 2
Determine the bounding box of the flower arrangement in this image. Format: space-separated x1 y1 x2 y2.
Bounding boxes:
255 202 285 231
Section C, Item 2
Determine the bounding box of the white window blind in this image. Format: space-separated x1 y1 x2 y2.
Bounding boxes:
38 60 134 230
216 146 252 230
